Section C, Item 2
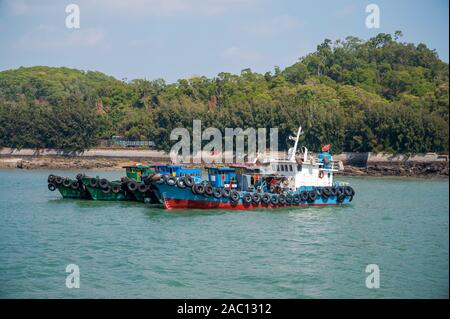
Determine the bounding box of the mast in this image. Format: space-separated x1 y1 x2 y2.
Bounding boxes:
289 126 302 161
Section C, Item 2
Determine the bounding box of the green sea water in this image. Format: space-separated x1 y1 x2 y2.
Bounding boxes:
0 169 448 298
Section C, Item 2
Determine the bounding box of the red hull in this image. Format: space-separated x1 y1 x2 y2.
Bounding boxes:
162 198 345 210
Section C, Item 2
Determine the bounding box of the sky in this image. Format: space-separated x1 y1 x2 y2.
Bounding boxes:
0 0 448 83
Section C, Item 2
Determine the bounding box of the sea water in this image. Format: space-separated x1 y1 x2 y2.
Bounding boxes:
0 169 448 298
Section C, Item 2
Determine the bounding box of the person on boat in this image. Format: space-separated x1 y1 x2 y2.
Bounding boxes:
268 177 277 193
318 144 332 169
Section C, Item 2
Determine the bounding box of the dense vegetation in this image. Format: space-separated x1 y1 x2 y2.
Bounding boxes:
0 32 448 153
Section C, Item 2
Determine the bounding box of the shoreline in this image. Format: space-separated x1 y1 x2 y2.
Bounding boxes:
0 154 448 179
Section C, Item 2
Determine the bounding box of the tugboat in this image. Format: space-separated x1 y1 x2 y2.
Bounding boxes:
47 164 203 203
47 173 92 199
151 127 355 210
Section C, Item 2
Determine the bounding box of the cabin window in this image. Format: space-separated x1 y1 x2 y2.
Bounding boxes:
284 165 288 171
328 173 331 178
281 165 285 172
297 165 302 172
289 165 293 172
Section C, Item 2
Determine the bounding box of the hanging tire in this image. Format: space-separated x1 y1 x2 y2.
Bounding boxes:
344 186 355 196
314 187 322 196
278 194 286 204
47 174 55 183
213 188 222 198
76 173 84 180
321 187 331 198
176 177 186 188
99 178 109 189
112 185 121 193
48 183 56 191
205 185 214 196
138 183 148 193
168 176 177 187
222 188 231 198
286 194 293 204
230 190 240 202
293 194 301 204
184 176 194 187
336 186 345 196
270 195 279 205
194 184 205 195
307 191 317 202
330 187 338 197
262 193 271 204
55 176 63 185
63 178 71 187
252 193 261 203
300 190 308 202
101 185 111 194
128 181 138 191
243 193 252 203
71 180 80 190
90 178 98 188
166 177 177 186
337 194 345 203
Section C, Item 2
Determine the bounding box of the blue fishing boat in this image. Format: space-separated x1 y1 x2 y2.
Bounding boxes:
151 127 355 210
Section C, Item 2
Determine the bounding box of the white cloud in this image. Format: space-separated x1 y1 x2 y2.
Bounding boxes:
16 25 105 50
221 46 261 61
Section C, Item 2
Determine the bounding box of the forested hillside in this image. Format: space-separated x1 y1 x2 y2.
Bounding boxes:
0 32 448 153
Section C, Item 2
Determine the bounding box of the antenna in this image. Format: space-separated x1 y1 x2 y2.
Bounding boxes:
289 126 303 161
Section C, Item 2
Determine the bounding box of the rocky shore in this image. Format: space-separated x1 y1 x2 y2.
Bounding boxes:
337 162 448 178
0 148 448 178
0 157 130 170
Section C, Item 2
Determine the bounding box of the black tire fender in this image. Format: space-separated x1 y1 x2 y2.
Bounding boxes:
300 191 308 202
252 193 261 203
270 195 279 205
261 193 271 204
213 188 222 198
128 181 138 191
101 185 111 194
205 185 214 196
243 193 252 203
176 177 186 188
230 190 240 202
184 176 194 187
166 177 177 186
222 188 231 198
307 191 317 202
194 184 205 194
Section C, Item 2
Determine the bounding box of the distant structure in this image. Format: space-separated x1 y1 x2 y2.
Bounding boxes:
98 136 155 148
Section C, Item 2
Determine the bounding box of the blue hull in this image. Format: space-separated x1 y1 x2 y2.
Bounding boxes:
152 183 352 210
